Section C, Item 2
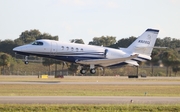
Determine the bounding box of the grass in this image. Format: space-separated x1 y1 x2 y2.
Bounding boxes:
0 84 180 96
0 104 180 112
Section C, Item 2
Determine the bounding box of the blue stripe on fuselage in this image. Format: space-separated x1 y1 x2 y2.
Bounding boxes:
14 51 105 63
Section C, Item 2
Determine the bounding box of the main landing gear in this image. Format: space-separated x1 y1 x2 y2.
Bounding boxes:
80 68 96 74
79 65 96 74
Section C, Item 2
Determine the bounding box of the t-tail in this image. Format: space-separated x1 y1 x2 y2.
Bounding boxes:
123 28 159 61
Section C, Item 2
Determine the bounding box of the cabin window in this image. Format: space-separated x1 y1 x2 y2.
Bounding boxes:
81 48 83 51
32 41 43 45
61 46 64 50
71 47 74 51
66 47 69 50
76 48 78 52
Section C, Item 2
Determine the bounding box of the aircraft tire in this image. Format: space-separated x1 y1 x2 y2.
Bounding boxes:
24 61 29 64
90 69 96 74
80 69 86 74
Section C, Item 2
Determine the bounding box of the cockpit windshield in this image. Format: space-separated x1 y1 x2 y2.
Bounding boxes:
32 41 43 45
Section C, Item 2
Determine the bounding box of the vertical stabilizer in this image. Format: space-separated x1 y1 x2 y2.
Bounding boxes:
127 29 159 56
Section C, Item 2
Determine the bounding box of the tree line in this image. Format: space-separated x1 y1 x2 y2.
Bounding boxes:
0 29 180 76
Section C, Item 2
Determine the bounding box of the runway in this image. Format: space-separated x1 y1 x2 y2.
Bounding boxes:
0 96 179 104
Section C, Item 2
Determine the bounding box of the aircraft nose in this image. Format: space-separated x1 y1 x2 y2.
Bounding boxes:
13 46 21 52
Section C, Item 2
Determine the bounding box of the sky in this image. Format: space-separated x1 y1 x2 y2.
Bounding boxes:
0 0 180 44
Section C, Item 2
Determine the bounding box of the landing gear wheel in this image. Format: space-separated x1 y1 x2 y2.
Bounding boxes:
24 61 29 64
80 69 86 74
90 69 96 74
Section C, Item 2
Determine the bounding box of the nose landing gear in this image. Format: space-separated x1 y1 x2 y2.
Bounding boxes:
24 56 29 64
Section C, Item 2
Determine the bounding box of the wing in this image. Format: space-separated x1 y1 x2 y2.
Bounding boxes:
76 54 138 67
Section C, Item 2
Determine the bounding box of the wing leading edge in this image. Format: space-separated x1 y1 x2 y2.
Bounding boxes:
76 54 138 67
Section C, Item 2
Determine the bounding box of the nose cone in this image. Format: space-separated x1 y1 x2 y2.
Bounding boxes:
13 46 21 52
13 45 30 55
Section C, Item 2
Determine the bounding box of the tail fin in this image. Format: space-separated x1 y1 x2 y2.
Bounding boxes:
127 29 159 56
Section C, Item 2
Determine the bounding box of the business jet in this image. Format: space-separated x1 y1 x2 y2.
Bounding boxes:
13 29 159 74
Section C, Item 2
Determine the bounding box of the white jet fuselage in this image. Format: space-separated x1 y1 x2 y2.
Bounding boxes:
13 40 129 63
